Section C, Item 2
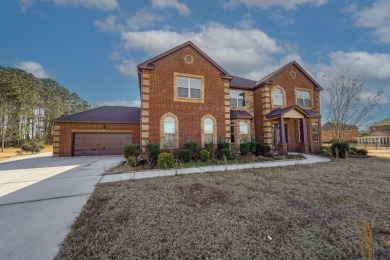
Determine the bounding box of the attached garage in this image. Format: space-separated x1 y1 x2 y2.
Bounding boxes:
52 106 140 157
73 132 133 156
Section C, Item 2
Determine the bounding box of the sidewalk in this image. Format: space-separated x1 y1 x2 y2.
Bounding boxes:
99 153 330 184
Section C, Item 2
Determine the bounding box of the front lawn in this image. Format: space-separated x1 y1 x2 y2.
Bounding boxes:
56 158 390 259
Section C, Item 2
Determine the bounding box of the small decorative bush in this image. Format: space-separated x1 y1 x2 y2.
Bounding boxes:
319 146 332 157
146 142 160 165
123 144 140 159
356 149 368 156
255 143 271 156
127 156 138 167
184 141 197 157
199 149 210 162
179 148 192 163
217 140 230 151
157 152 174 169
331 142 350 159
21 141 44 154
240 141 256 156
204 143 216 157
219 147 232 160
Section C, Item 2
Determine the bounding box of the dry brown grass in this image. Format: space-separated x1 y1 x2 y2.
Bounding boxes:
56 158 390 259
0 145 53 161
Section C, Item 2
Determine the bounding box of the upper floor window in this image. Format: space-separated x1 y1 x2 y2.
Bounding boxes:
230 90 245 107
163 116 175 144
177 76 201 99
203 118 214 144
296 90 311 107
272 87 284 106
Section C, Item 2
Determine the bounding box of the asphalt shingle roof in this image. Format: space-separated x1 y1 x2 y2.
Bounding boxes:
52 106 140 123
373 117 390 127
230 110 253 119
230 75 257 89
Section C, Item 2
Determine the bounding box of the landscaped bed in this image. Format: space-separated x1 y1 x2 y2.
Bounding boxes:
56 158 390 259
104 153 305 175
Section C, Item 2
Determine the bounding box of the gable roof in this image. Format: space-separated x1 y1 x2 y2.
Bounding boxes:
372 117 390 127
52 106 140 123
255 61 323 91
137 41 232 80
266 105 321 119
322 122 358 131
230 75 257 89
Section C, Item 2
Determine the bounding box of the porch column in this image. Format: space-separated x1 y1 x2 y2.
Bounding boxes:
278 117 288 155
299 118 309 153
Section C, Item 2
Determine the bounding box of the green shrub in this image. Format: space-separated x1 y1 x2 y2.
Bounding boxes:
127 156 138 167
199 149 210 162
184 141 197 156
319 146 332 157
331 142 350 158
350 147 358 153
204 143 216 157
219 147 232 160
21 140 44 154
123 144 140 159
178 148 192 163
255 143 272 156
146 142 160 165
356 148 368 156
240 141 256 155
157 152 174 169
217 140 230 151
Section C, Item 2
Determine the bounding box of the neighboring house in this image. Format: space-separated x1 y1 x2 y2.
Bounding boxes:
53 41 323 157
358 118 390 146
321 122 358 142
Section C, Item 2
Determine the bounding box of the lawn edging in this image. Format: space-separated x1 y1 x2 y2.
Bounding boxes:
99 153 330 184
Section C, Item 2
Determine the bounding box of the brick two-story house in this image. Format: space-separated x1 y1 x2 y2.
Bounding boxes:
53 41 322 156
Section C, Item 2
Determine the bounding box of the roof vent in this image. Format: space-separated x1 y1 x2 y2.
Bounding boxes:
290 71 296 79
184 55 194 64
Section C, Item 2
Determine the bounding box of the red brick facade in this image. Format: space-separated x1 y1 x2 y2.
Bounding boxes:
139 42 322 154
139 44 231 150
53 41 323 157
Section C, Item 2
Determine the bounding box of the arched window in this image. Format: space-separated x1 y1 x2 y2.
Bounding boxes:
272 87 284 106
204 118 214 144
163 116 175 144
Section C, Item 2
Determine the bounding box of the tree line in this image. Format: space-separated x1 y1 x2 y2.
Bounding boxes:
0 66 90 151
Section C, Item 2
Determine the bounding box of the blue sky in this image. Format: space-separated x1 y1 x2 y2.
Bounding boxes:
1 0 389 126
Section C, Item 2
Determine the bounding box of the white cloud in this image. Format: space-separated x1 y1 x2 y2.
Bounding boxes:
126 9 164 30
151 0 190 16
17 0 34 12
116 59 138 77
17 0 119 11
235 13 254 29
121 23 300 79
94 10 163 32
94 15 123 32
17 61 50 78
94 100 141 107
353 0 390 43
313 51 390 105
222 0 327 10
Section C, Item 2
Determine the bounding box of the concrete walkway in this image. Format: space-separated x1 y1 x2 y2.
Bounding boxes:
100 153 330 184
0 154 124 260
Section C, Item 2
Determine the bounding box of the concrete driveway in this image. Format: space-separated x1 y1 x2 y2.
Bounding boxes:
0 153 124 260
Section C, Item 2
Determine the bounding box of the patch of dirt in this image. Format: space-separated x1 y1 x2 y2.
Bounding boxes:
176 183 229 207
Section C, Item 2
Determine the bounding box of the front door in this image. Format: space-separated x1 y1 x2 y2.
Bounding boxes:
272 123 288 152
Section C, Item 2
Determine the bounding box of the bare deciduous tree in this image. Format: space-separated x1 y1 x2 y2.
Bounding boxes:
321 75 383 142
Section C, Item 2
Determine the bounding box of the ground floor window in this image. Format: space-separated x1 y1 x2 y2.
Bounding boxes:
239 121 249 141
312 122 319 142
230 123 235 143
203 117 214 144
